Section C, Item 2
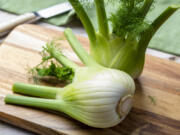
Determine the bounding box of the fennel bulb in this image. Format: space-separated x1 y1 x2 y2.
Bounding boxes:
67 0 180 78
5 67 135 128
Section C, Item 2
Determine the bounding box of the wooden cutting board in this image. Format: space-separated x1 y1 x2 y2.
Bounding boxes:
0 24 179 135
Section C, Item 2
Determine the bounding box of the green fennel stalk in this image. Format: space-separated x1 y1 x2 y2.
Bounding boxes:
67 0 180 78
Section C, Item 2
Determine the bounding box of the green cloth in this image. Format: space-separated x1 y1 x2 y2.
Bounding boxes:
0 0 75 25
0 0 180 55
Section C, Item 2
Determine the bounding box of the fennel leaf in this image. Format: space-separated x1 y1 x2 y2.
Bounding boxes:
36 62 74 82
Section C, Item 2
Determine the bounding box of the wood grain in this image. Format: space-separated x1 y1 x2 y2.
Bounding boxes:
0 24 179 135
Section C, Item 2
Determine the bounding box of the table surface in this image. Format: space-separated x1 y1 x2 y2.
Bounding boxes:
0 10 180 135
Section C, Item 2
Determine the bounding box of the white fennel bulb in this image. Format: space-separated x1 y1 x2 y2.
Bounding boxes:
5 67 135 128
56 67 135 128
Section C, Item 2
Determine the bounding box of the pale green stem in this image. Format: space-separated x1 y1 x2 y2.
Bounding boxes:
94 0 109 39
109 41 129 68
138 5 180 52
68 0 96 45
13 83 61 99
5 95 63 112
109 50 123 68
64 28 101 67
48 45 79 70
